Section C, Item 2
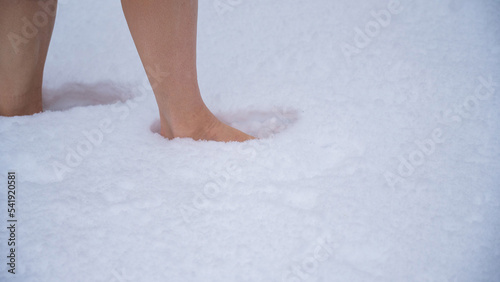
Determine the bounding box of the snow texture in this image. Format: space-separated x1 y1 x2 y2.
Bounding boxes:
1 0 500 281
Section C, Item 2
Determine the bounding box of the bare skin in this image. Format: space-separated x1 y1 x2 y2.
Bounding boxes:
0 0 254 142
121 0 253 142
0 0 56 116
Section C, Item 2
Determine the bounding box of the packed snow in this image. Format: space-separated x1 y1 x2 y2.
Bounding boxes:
1 0 499 281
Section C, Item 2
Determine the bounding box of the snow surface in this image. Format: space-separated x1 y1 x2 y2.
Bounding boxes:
1 0 500 281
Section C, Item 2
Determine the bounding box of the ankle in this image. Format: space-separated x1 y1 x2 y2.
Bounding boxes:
0 92 42 117
162 104 219 139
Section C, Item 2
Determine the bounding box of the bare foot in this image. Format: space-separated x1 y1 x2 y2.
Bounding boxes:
159 105 255 142
0 91 43 117
159 121 175 140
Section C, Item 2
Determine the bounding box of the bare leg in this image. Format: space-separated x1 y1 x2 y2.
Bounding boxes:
121 0 254 142
0 0 57 116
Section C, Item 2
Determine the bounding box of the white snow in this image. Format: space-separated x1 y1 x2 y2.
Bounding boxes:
1 0 499 281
